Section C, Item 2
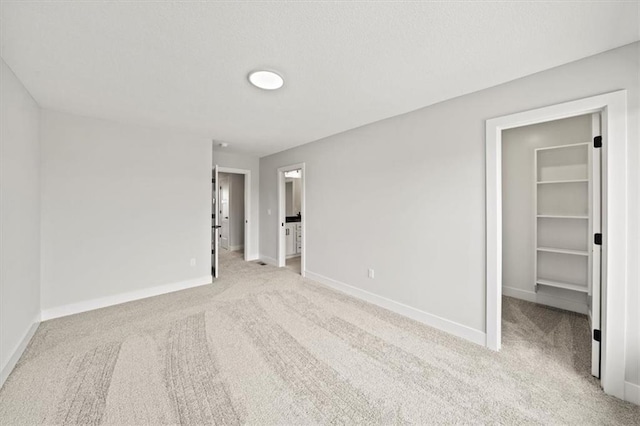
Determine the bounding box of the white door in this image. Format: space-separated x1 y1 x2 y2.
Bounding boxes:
212 165 220 278
590 113 602 378
220 174 230 250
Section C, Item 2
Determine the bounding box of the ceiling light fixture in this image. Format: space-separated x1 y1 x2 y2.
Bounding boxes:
248 70 284 90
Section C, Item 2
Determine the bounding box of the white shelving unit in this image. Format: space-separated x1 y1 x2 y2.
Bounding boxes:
534 142 591 296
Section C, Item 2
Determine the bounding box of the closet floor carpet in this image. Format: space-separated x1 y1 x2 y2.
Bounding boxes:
1 250 638 424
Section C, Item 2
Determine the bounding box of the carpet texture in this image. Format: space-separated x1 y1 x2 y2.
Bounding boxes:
1 250 638 424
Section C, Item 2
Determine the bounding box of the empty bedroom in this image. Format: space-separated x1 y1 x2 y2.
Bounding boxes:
1 1 639 424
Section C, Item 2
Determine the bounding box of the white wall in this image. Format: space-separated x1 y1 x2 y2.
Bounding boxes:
40 110 212 314
285 180 294 215
292 177 302 215
229 173 245 250
259 43 639 387
213 150 259 260
285 177 302 216
502 115 592 312
0 60 41 382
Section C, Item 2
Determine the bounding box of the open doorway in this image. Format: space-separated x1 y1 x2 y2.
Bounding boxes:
219 172 245 253
212 165 251 279
485 90 628 399
277 163 305 276
501 113 601 381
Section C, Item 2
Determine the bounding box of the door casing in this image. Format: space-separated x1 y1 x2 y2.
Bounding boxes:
485 90 627 400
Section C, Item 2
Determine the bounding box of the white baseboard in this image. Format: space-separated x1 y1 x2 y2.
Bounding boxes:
260 255 279 266
305 271 486 346
41 275 212 321
1 314 40 388
502 286 588 315
230 244 244 252
625 381 640 405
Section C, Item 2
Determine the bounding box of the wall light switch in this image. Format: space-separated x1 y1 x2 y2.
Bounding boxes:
267 209 272 215
368 269 375 279
190 258 196 267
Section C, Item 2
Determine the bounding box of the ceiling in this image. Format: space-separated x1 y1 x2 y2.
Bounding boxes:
1 2 638 157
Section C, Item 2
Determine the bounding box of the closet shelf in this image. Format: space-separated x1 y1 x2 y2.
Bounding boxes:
537 247 588 256
536 214 588 220
536 279 589 293
537 179 588 185
535 142 590 152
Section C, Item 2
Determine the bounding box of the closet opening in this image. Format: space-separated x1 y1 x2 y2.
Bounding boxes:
485 90 628 399
501 113 601 379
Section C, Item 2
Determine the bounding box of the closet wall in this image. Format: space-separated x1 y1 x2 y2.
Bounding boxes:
502 114 592 313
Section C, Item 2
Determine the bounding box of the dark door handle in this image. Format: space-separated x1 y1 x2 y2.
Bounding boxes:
213 225 221 229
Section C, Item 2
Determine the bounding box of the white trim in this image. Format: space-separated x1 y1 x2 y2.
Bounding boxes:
502 286 588 315
625 381 640 405
217 167 252 261
260 255 279 266
306 271 486 346
277 163 306 277
40 275 212 321
229 244 244 252
1 314 40 388
486 90 628 399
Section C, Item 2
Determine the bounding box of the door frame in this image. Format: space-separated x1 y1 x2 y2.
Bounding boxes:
212 165 220 278
277 163 306 276
485 90 627 399
217 167 252 261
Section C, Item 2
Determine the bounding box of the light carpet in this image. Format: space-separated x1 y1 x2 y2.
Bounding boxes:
0 250 638 424
285 255 301 274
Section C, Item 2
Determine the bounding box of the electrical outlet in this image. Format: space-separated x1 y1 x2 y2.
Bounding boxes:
190 258 196 267
368 269 375 279
267 209 272 215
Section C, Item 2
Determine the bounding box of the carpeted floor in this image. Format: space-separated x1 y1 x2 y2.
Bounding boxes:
0 250 638 424
285 255 301 274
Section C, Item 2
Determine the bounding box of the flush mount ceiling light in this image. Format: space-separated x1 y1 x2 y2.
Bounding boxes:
248 70 284 90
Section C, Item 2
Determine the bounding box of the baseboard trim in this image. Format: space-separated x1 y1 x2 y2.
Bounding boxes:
260 255 279 266
502 286 588 315
305 271 486 346
230 244 244 252
41 275 212 321
625 381 640 405
1 314 40 388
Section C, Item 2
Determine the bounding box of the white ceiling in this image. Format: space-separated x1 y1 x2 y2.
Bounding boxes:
1 2 638 156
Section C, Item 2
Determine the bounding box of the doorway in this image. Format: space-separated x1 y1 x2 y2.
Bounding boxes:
277 163 305 276
485 90 628 399
218 172 245 254
212 165 251 279
501 113 601 380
